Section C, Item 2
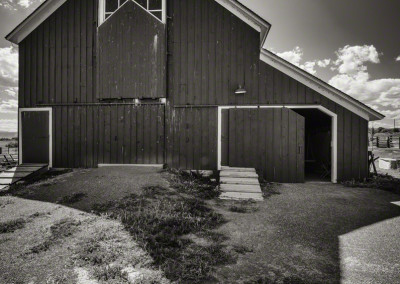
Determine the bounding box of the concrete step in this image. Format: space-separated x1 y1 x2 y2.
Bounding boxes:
220 177 259 185
0 172 32 178
220 192 263 201
220 171 258 178
220 184 261 193
221 167 256 172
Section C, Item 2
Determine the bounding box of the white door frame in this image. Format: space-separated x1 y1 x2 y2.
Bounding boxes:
18 107 53 167
217 105 338 183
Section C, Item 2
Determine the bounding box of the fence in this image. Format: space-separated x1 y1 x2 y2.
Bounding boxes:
0 147 18 155
370 136 400 149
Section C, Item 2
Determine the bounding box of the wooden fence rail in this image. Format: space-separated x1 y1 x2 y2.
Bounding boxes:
370 136 400 149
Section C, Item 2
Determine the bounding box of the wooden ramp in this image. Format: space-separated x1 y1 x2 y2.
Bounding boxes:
0 164 48 191
219 167 263 201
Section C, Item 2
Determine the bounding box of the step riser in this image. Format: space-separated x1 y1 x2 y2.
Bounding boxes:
220 172 258 178
220 192 263 201
220 185 261 193
220 178 259 185
221 167 256 172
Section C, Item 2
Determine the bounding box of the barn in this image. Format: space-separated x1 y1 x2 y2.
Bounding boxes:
6 0 384 183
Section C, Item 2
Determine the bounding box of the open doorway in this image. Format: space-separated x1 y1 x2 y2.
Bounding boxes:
291 108 332 181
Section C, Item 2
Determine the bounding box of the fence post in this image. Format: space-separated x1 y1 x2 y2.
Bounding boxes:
377 137 379 148
388 136 391 148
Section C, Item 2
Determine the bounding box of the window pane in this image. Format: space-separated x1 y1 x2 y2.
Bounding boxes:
149 0 162 10
135 0 147 8
106 0 118 12
151 11 162 20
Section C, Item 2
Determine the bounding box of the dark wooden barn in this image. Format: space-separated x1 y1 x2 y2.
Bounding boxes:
6 0 384 183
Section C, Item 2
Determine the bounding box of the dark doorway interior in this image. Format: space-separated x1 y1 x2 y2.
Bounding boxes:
292 109 332 181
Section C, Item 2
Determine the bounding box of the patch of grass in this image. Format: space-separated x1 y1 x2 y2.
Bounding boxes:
0 218 25 234
92 176 232 283
342 174 400 194
165 169 220 199
260 182 281 199
229 199 259 213
232 244 253 254
92 265 129 282
28 218 80 254
57 192 87 205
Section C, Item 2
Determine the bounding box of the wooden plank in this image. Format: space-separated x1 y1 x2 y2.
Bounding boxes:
281 108 289 182
74 0 81 103
80 106 87 167
351 113 360 179
336 105 344 181
110 106 118 164
297 114 305 182
74 106 81 167
87 106 94 167
359 118 368 179
343 109 352 180
104 106 111 163
273 108 282 181
137 107 144 164
37 25 43 104
130 106 137 164
117 105 125 163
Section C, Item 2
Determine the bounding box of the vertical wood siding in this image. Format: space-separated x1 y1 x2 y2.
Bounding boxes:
98 1 166 99
52 105 165 168
18 0 97 106
222 108 305 183
167 0 369 181
166 106 217 170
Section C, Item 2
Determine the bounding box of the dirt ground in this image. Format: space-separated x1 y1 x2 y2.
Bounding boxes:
211 183 400 283
2 167 400 283
0 167 169 284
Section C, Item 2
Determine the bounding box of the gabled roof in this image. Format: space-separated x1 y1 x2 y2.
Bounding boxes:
6 0 67 44
5 0 384 121
260 49 384 121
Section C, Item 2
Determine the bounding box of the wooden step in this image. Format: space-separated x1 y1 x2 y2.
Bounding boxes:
0 172 32 178
221 167 256 172
5 167 43 172
220 171 258 178
220 184 261 193
220 192 263 201
220 177 259 185
18 163 47 167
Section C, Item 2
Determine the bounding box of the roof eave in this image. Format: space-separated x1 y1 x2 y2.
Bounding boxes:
260 49 385 122
6 0 67 44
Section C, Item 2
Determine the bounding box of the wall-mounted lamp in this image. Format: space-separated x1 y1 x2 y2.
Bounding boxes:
234 85 247 95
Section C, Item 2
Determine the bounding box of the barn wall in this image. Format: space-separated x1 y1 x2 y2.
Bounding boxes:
18 0 97 107
52 104 165 168
167 0 369 181
98 1 166 99
165 106 218 170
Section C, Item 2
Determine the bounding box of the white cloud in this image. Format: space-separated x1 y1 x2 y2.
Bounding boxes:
332 45 380 74
317 59 331 68
396 55 400 62
276 47 317 75
1 87 18 98
0 119 17 132
0 0 43 10
0 46 18 89
0 99 18 114
328 45 400 121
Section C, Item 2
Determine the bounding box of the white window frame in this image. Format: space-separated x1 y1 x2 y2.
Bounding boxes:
18 107 53 168
98 0 166 26
217 105 338 183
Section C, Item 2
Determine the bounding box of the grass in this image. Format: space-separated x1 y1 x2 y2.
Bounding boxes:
342 174 400 194
57 192 87 205
0 218 25 234
260 182 281 199
28 218 80 254
92 172 234 283
165 169 220 199
229 200 259 213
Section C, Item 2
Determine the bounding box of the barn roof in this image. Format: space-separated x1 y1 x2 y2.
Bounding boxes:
5 0 384 121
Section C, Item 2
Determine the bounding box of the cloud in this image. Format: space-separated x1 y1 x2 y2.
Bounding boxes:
317 59 331 68
332 45 380 74
0 46 18 89
328 45 400 121
0 99 18 114
276 46 317 75
0 0 43 10
396 55 400 62
0 119 17 132
1 87 18 98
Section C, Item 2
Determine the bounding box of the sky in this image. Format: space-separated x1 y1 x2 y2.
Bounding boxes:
0 0 399 133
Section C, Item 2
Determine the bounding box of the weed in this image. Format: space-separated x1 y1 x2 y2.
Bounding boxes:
165 169 220 199
342 174 400 194
29 218 80 254
92 265 129 282
92 172 230 283
57 192 87 205
232 244 253 254
0 218 25 234
260 182 281 199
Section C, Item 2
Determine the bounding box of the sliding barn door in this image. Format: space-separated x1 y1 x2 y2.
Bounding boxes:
222 108 305 183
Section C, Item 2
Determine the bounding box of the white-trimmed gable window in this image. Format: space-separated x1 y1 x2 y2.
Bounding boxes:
99 0 166 25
